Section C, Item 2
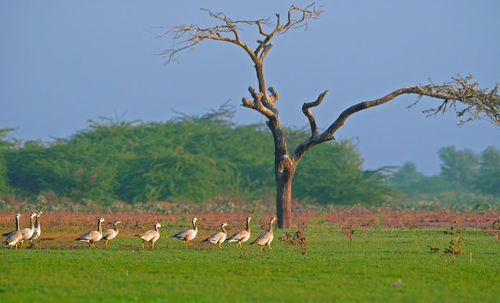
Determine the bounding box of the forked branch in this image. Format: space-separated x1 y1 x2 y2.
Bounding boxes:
302 90 329 136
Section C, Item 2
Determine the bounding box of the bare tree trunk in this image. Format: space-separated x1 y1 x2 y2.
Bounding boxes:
267 116 295 228
275 162 294 229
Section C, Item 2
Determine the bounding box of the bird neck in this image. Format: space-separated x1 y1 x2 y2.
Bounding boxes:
155 225 159 232
97 220 102 232
192 220 197 231
221 225 227 234
246 220 251 232
34 216 39 228
16 216 20 231
268 221 274 233
30 216 34 229
114 223 119 231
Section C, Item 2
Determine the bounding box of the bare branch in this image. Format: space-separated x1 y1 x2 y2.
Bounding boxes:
241 86 274 118
292 76 500 163
302 90 329 136
158 8 267 63
268 87 279 103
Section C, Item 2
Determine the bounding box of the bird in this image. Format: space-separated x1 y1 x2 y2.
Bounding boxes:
225 217 252 248
135 223 161 250
19 212 37 247
75 217 105 249
203 222 228 249
2 213 22 250
29 210 43 247
101 220 121 248
171 217 198 247
250 217 278 251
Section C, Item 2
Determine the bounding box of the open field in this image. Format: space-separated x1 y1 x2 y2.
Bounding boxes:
1 211 499 302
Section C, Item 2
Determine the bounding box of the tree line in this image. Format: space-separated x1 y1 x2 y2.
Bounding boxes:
389 146 500 198
0 116 392 207
1 116 499 209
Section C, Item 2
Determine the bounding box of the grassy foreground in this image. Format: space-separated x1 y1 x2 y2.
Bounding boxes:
1 228 499 302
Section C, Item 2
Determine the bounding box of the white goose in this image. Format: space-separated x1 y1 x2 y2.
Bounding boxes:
2 213 22 250
225 217 252 248
202 222 228 249
171 217 198 247
75 217 105 249
19 212 37 247
28 211 43 247
250 217 277 251
135 223 161 250
101 220 121 248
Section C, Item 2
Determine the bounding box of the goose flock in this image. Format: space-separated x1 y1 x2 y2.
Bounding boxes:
2 211 43 249
2 213 278 251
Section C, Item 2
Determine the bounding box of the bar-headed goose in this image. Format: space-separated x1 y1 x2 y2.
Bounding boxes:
225 217 252 248
202 222 228 249
76 217 105 249
101 220 121 248
171 217 198 247
135 223 161 250
28 211 43 247
250 217 277 251
2 213 22 250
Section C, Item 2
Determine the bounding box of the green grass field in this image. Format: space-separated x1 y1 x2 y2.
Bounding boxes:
1 228 499 302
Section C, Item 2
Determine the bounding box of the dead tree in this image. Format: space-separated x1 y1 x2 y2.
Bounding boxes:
161 4 500 228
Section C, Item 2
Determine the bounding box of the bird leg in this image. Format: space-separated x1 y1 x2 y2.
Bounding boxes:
105 240 108 248
219 243 223 249
211 244 215 250
151 242 155 250
141 241 145 250
267 243 272 250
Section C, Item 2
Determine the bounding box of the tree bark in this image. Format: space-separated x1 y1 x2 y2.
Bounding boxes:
275 161 294 229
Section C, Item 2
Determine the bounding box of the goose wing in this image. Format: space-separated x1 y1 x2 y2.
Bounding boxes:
102 228 117 240
3 231 23 246
2 230 15 237
225 230 249 242
203 231 225 244
136 230 158 241
76 230 101 242
171 229 194 240
21 227 34 240
251 231 272 245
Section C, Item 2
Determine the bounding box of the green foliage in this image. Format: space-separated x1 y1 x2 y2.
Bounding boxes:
2 109 395 206
474 146 500 196
1 116 389 206
388 146 500 208
390 162 453 194
439 146 479 192
293 140 392 205
0 129 14 195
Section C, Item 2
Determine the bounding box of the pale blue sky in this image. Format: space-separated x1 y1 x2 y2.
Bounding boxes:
1 1 499 175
